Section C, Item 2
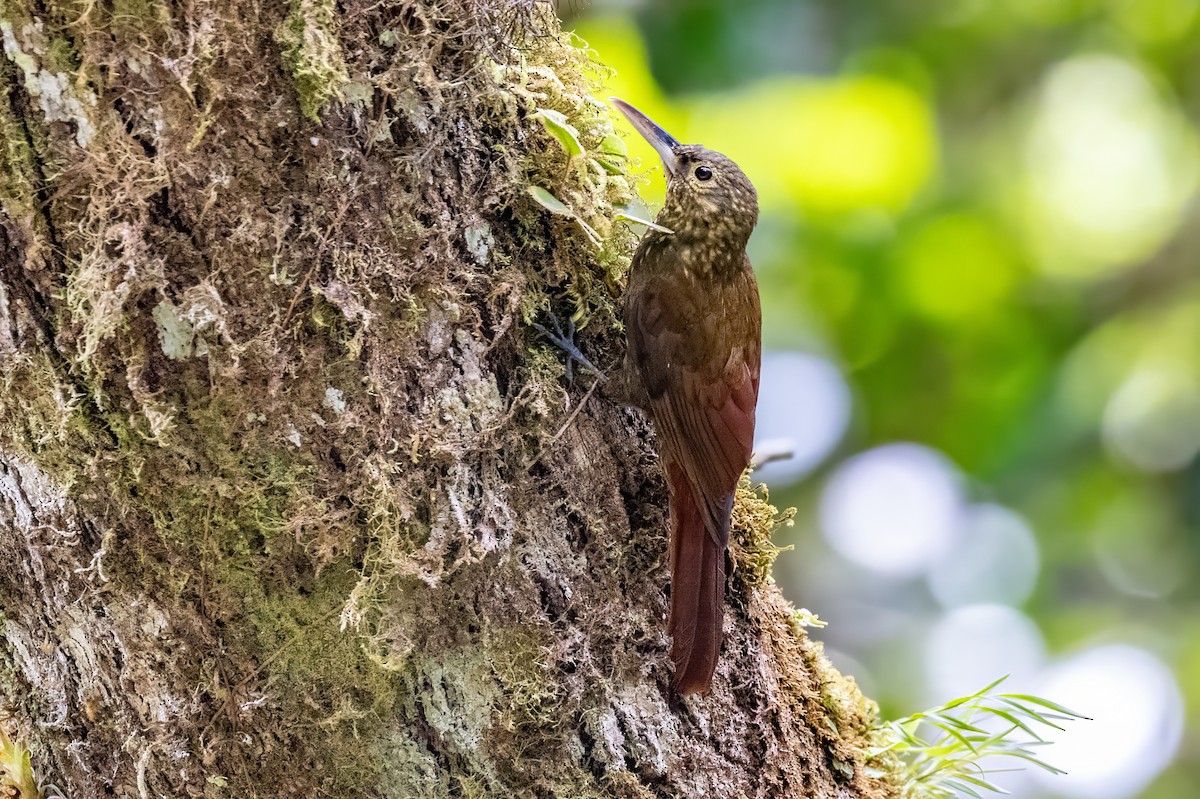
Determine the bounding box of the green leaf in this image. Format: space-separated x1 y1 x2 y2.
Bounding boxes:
1001 693 1091 720
526 187 601 248
599 133 627 157
944 775 995 798
997 698 1069 730
527 185 574 217
995 748 1068 774
928 711 987 734
534 108 584 158
927 720 980 753
595 158 625 175
980 707 1044 741
593 132 629 173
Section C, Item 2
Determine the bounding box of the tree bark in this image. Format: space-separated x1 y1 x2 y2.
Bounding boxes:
0 0 898 795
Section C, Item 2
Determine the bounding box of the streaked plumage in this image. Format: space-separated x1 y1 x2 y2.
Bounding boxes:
614 101 761 695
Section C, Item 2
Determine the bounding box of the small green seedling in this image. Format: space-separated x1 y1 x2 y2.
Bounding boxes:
0 724 41 799
869 676 1089 799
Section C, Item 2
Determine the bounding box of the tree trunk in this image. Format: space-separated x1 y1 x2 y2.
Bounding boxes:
0 0 897 795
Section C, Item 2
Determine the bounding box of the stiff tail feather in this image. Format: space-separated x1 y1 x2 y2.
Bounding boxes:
666 462 726 695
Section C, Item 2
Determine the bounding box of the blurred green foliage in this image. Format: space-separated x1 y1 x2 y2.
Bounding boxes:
563 1 1200 797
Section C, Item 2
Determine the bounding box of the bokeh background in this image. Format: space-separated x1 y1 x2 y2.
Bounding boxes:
556 1 1200 797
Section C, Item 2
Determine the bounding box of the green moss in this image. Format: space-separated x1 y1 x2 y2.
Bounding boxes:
503 28 640 339
107 0 172 39
486 627 562 727
603 773 657 799
792 633 895 793
56 386 406 792
274 0 349 122
42 36 78 73
0 57 40 220
0 353 103 493
244 563 397 701
731 475 797 587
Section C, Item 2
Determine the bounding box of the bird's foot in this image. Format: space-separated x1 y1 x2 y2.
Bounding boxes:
532 311 608 383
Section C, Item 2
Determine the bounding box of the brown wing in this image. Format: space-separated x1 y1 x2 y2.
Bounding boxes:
625 251 760 694
626 254 761 547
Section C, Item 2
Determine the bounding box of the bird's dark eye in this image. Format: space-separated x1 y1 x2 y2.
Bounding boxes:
694 166 713 181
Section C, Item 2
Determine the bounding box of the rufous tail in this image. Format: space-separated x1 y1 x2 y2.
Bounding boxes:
666 463 726 695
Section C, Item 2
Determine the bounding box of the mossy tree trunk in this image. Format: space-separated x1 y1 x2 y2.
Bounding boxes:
0 0 897 795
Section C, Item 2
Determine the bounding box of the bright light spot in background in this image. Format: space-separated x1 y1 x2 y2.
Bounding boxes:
754 352 852 485
924 604 1045 702
1056 315 1145 433
1057 295 1200 467
1033 645 1184 799
820 444 963 576
1021 55 1199 280
927 504 1040 608
895 212 1020 322
1111 0 1200 45
568 18 939 217
688 76 938 215
1102 363 1200 472
1092 489 1189 599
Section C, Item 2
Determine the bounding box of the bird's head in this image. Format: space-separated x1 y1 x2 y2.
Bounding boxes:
612 98 758 251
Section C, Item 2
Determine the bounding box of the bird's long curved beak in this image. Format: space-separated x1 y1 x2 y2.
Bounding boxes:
610 98 681 177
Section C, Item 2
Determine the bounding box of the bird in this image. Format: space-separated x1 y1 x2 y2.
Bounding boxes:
610 99 761 695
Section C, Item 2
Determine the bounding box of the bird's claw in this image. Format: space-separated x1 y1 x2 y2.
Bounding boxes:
533 312 607 382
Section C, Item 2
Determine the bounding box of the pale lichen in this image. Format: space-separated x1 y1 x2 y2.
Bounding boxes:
152 300 194 360
322 387 346 415
464 222 495 265
1 20 97 148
